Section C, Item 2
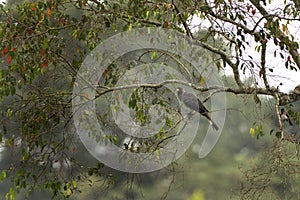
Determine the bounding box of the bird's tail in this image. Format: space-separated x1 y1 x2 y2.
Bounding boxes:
204 113 219 131
209 120 219 131
288 118 293 126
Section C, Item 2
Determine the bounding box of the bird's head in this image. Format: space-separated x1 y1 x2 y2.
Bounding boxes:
176 87 183 99
176 87 183 94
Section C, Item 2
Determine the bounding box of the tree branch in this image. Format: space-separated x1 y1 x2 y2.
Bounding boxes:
94 79 300 104
120 14 163 27
260 41 269 89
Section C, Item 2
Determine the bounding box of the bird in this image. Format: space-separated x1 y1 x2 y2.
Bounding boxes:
280 108 293 126
176 87 219 131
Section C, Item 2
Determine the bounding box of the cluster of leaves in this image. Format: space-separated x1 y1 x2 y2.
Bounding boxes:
0 1 91 199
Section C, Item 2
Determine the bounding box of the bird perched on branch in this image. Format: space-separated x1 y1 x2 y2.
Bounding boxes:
280 108 293 126
176 87 219 131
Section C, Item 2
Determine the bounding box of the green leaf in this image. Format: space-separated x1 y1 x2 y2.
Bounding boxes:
72 180 77 188
6 108 13 119
199 75 205 85
275 131 281 138
8 51 15 58
43 38 48 49
6 188 15 200
10 86 15 96
165 117 172 128
249 127 255 138
216 61 221 71
5 87 10 96
128 98 136 109
145 10 150 19
0 170 7 181
150 51 158 60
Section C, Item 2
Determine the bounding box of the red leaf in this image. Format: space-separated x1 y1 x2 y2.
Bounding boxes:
47 8 51 18
259 69 263 78
40 49 45 57
31 4 36 11
41 59 48 68
61 18 66 26
164 21 170 28
72 147 76 153
2 46 9 57
246 4 250 12
6 56 12 65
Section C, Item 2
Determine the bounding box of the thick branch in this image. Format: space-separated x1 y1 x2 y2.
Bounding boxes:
260 41 269 89
95 79 300 103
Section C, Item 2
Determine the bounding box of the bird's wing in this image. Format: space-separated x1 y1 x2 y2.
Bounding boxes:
181 92 209 114
180 91 219 131
197 98 209 114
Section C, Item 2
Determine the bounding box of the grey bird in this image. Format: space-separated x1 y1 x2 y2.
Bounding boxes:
176 87 219 131
280 108 293 126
